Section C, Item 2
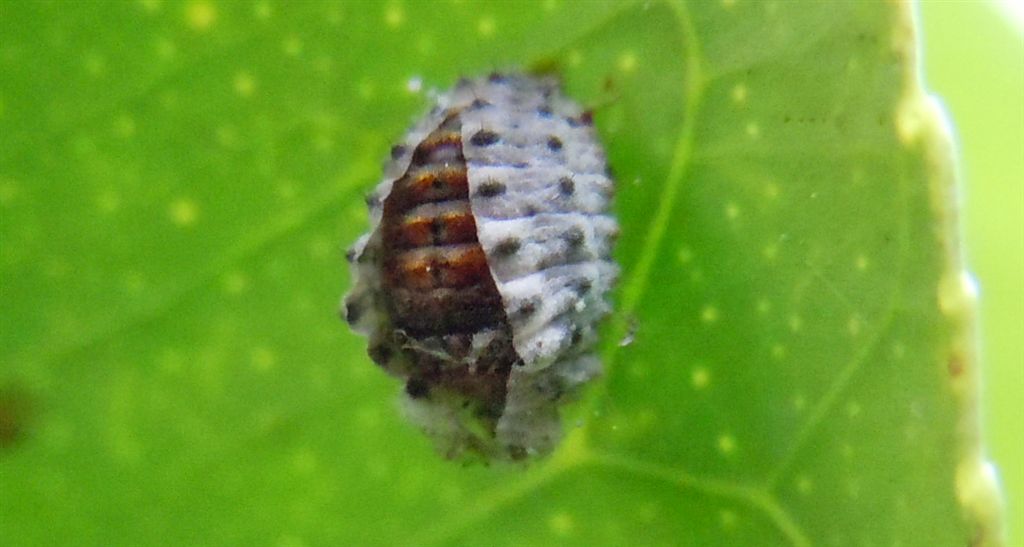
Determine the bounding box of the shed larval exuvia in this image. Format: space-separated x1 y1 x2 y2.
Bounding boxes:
343 73 618 460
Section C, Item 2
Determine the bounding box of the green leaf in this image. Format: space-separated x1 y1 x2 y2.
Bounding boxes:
0 1 1003 545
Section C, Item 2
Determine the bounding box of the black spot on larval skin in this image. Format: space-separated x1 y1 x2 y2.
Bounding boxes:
562 226 585 249
470 129 500 147
477 180 506 197
512 298 539 320
537 105 553 118
390 144 407 159
570 277 592 296
365 193 381 209
487 72 507 83
406 378 430 398
470 98 491 110
558 177 575 196
345 247 357 263
493 238 521 257
546 136 563 151
368 343 393 366
345 301 363 324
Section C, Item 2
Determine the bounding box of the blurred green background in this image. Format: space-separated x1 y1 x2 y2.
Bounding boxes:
921 2 1023 544
0 0 1016 545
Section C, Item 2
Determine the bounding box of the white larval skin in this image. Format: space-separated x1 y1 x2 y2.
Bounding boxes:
344 74 618 459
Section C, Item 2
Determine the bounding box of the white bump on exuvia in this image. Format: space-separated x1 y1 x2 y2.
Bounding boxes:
691 367 710 389
253 0 271 19
250 347 276 371
745 122 760 138
185 1 217 31
719 509 738 528
234 71 256 97
701 305 719 324
725 202 740 220
788 314 802 332
756 298 771 314
223 271 248 294
796 475 814 495
283 36 302 57
847 315 862 336
846 401 862 418
548 512 574 536
384 3 404 28
405 76 423 94
477 16 495 37
717 433 736 455
617 51 638 73
770 343 786 360
168 198 199 226
855 253 869 271
677 246 693 264
730 84 748 105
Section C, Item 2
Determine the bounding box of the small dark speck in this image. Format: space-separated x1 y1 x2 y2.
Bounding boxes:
570 328 583 346
365 193 380 209
390 144 407 159
470 98 491 110
579 111 594 126
368 344 393 365
477 180 506 197
488 72 507 83
562 226 585 248
558 177 575 196
547 136 563 151
511 161 529 169
513 299 538 319
493 238 521 257
406 378 430 399
604 164 615 178
470 129 500 147
345 247 357 263
570 277 592 295
345 301 363 324
537 105 553 117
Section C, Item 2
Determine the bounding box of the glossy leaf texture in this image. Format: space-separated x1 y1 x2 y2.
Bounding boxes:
0 1 1003 545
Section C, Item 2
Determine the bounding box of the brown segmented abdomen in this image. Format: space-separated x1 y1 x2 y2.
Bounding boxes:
377 113 517 418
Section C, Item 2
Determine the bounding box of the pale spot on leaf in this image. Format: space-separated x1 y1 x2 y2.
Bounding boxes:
617 51 637 73
717 433 736 455
384 3 404 28
730 84 748 105
168 198 199 227
185 1 217 31
548 511 574 536
477 16 495 37
691 367 710 389
701 305 719 324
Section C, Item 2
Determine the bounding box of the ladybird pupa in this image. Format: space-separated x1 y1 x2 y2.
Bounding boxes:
343 73 618 461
